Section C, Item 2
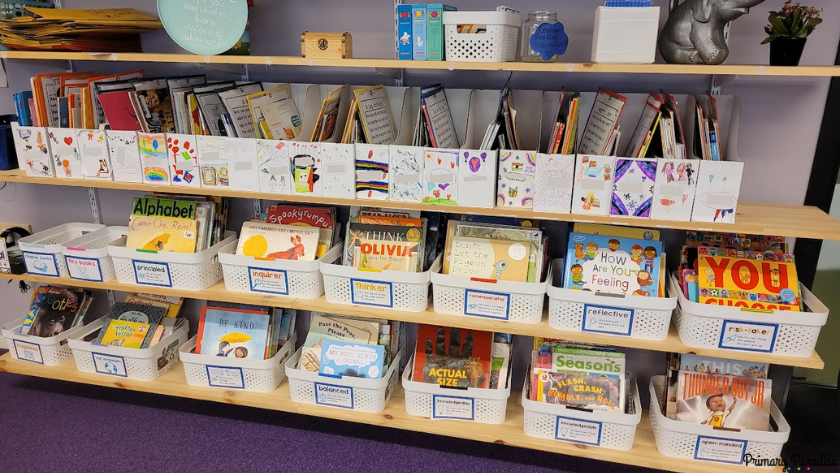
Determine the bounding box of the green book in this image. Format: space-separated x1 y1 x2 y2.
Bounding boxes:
131 197 197 220
426 4 457 61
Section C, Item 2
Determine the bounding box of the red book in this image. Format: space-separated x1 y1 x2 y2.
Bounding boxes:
98 90 142 131
265 205 335 258
412 324 493 388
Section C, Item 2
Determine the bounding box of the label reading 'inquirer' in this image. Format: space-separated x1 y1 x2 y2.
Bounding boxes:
554 417 602 446
206 366 245 389
718 320 778 353
133 261 172 287
65 256 103 282
314 382 354 409
432 395 474 420
581 304 634 336
694 436 748 464
350 278 393 307
464 290 510 320
13 339 43 364
248 267 288 295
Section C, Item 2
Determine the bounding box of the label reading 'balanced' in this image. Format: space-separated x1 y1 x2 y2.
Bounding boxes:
133 261 172 287
581 304 634 336
694 436 747 464
66 256 103 282
206 366 245 389
350 279 393 307
432 395 474 420
248 267 288 295
314 382 354 409
92 353 127 377
718 320 778 353
464 290 510 320
554 417 602 446
13 340 43 364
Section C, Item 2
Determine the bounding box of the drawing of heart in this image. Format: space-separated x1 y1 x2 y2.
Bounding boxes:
447 194 451 200
437 158 442 164
368 190 372 197
63 137 73 145
368 150 373 159
468 156 481 173
450 161 455 169
438 183 450 191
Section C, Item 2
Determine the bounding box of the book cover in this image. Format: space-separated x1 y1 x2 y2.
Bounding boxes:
389 146 424 202
98 90 143 131
106 130 143 183
236 221 321 261
490 341 511 390
76 128 112 180
353 238 420 272
138 133 169 184
411 4 428 60
166 133 200 187
133 83 176 133
197 136 229 188
610 158 657 218
426 4 456 61
225 137 260 192
344 222 426 269
19 286 48 334
126 216 198 253
423 149 458 205
257 139 293 195
355 145 390 200
534 153 575 213
320 142 355 199
551 346 626 376
537 372 622 412
397 4 413 60
572 223 659 241
676 371 772 431
697 255 800 311
497 151 537 208
692 161 744 224
96 319 152 349
413 325 493 388
265 205 335 258
124 294 182 318
564 232 663 297
458 150 496 209
48 128 83 179
132 197 197 220
447 236 531 282
678 354 769 378
571 155 616 216
12 124 53 177
320 339 386 379
28 287 89 337
448 222 542 281
651 158 698 221
196 306 271 360
290 142 322 196
300 314 379 371
91 301 166 347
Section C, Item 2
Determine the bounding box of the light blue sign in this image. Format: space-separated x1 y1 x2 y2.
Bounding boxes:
158 0 249 55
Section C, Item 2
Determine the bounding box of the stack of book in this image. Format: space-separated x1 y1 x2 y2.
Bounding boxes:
19 286 93 337
413 84 458 148
694 95 724 161
196 304 296 360
91 300 185 350
544 88 580 155
343 207 432 272
397 4 457 61
126 195 228 254
342 85 397 145
310 85 346 143
255 204 338 259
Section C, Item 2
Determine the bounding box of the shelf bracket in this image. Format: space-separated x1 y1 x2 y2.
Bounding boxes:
710 74 737 95
87 186 114 306
374 67 402 80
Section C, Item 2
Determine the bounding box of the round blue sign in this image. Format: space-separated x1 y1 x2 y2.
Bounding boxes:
529 22 569 61
779 288 796 304
158 0 248 55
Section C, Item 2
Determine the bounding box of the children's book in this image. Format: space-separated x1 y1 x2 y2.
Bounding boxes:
411 4 428 61
48 128 83 179
124 293 183 318
300 314 380 372
675 371 772 431
678 354 769 378
536 372 622 412
490 341 511 390
497 151 537 208
573 223 659 241
91 302 165 347
354 86 396 145
426 4 457 60
12 124 53 177
96 320 153 349
28 287 90 338
319 339 387 379
132 197 197 220
353 238 420 272
19 286 48 334
166 133 200 187
697 255 800 311
236 221 320 261
445 221 543 282
132 78 176 133
126 216 198 253
397 4 413 60
195 306 271 360
447 236 531 282
138 133 169 184
423 149 458 205
564 232 663 297
256 139 292 195
413 325 493 388
610 158 657 218
106 130 142 183
265 204 335 259
344 222 426 270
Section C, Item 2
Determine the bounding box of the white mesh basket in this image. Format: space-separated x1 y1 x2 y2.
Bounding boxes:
107 232 235 291
1 316 92 366
180 333 297 392
522 373 641 451
670 274 827 357
19 223 104 278
431 270 545 323
67 316 190 381
220 241 342 299
61 226 128 283
402 355 511 424
284 347 402 414
443 10 520 62
649 376 789 468
320 255 440 313
547 260 676 340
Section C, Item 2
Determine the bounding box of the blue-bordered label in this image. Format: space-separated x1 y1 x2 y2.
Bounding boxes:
92 352 128 377
554 416 602 446
206 365 245 389
432 395 475 420
23 251 59 277
464 289 510 320
13 339 43 364
132 260 172 287
694 436 748 464
718 320 778 353
581 304 634 336
248 267 289 295
314 382 354 409
65 255 103 282
350 278 393 307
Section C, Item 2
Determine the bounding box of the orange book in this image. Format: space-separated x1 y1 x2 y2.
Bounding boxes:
412 324 493 388
698 255 800 311
358 214 422 227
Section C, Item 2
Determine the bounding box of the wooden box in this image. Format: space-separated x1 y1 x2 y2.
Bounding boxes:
301 31 353 59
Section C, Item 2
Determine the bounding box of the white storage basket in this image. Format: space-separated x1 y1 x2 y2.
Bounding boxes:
67 316 189 381
402 355 511 424
670 274 828 357
547 260 676 340
1 316 91 366
321 255 440 312
431 270 545 323
284 348 402 413
62 226 128 283
442 10 520 62
107 232 236 291
522 373 641 451
180 333 297 392
19 223 104 278
649 376 789 468
220 241 342 299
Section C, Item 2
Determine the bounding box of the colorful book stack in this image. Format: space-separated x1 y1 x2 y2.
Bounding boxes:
125 195 228 254
19 286 93 337
196 304 296 360
343 207 431 272
399 4 457 61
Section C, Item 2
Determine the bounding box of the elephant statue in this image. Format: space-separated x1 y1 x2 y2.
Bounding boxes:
658 0 766 64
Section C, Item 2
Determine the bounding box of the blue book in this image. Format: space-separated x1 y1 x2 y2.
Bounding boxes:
196 307 271 359
564 232 663 297
412 4 427 61
397 4 413 60
319 339 386 379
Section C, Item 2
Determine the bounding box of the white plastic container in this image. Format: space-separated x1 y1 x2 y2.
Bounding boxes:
107 232 236 291
19 223 104 278
591 6 660 64
522 373 642 451
67 316 190 381
431 270 546 323
443 10 521 62
402 355 511 424
670 275 828 357
180 333 297 392
1 316 92 366
320 255 440 312
61 226 128 283
284 348 401 414
219 241 342 299
649 375 789 468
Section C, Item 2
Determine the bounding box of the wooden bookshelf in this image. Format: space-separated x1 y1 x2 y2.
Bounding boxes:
3 170 840 240
1 273 824 369
0 353 764 473
2 50 840 77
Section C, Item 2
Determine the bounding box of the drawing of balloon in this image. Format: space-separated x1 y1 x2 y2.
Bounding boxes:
560 427 569 437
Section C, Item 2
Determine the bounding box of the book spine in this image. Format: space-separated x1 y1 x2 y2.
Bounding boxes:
426 4 455 61
421 104 437 148
397 5 413 60
551 123 565 154
412 5 427 61
547 121 560 153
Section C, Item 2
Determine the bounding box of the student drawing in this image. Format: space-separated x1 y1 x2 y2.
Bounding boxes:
257 140 292 194
391 147 423 202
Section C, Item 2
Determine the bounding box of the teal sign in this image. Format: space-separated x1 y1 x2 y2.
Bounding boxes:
158 0 248 55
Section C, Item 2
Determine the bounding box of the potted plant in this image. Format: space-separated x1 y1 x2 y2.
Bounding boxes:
763 1 823 66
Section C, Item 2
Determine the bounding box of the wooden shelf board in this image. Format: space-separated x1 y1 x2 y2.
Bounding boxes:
1 273 824 369
3 170 839 240
0 353 761 473
2 50 840 77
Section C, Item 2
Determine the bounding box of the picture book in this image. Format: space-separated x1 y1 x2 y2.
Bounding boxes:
77 128 112 180
678 354 769 378
290 142 322 196
256 139 292 195
552 346 626 377
48 127 83 179
459 150 497 209
423 149 458 205
426 4 457 60
411 4 427 60
225 137 260 192
28 287 90 338
165 133 200 187
320 142 356 199
195 306 271 360
564 232 663 297
319 339 387 379
355 144 390 200
446 233 535 282
126 215 198 253
132 197 196 220
98 90 143 131
353 238 420 272
19 286 48 334
96 319 153 349
573 223 659 241
571 155 616 216
497 151 537 208
133 79 176 133
91 302 166 346
611 158 657 218
106 130 142 183
397 4 413 60
264 205 335 259
490 341 511 390
138 133 169 184
675 371 772 431
124 293 183 318
12 124 53 177
412 325 493 389
389 145 424 202
651 158 698 221
300 314 380 372
344 222 426 269
237 221 320 261
697 255 800 311
535 372 622 412
534 153 575 213
692 161 744 224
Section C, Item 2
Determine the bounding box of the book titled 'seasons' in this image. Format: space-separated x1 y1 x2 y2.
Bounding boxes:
697 255 800 311
676 370 772 431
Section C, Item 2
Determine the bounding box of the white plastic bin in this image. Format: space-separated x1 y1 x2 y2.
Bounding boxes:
284 348 401 414
19 223 104 277
591 6 660 64
431 270 545 323
180 333 297 392
522 373 642 451
67 316 190 381
62 226 128 283
443 10 521 62
402 355 511 424
220 241 342 299
670 274 828 357
107 232 236 291
649 376 789 468
1 316 92 366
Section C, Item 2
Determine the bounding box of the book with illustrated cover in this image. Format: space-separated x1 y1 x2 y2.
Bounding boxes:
127 215 198 253
195 306 271 360
573 222 659 241
319 339 387 379
19 286 49 334
344 222 426 270
446 236 531 282
536 372 622 412
265 205 335 259
236 221 320 261
445 221 543 282
697 255 800 311
124 293 183 318
28 287 91 338
412 325 493 388
132 197 197 220
91 302 166 347
132 78 175 133
299 314 380 372
353 238 420 272
675 370 772 431
564 232 663 297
